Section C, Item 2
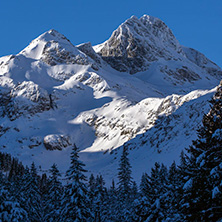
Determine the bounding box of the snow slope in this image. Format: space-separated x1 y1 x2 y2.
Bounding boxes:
0 15 221 183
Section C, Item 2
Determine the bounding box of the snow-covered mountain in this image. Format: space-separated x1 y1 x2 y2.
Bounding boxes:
94 15 221 79
0 15 221 183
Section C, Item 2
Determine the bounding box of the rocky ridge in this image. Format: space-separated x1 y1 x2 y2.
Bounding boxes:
95 15 221 83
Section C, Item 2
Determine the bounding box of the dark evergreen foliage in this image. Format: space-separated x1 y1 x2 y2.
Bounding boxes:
0 164 28 221
117 144 133 199
61 144 92 222
20 162 44 221
44 164 63 222
180 83 222 221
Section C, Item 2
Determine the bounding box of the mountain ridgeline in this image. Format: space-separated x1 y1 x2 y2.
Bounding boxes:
0 14 221 184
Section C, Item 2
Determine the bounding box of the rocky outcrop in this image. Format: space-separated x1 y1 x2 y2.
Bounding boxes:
43 134 71 150
182 46 222 78
0 81 52 120
41 40 90 66
77 42 102 65
20 29 91 67
160 65 201 83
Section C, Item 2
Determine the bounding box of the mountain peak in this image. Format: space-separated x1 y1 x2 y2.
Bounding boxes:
126 14 160 27
47 29 60 35
140 14 161 25
18 29 92 67
125 15 139 23
37 29 71 44
95 14 183 74
19 29 74 60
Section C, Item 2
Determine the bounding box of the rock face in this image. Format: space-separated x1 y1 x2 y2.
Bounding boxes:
94 15 184 74
77 42 102 65
43 134 71 150
94 15 221 81
182 46 222 78
0 80 52 120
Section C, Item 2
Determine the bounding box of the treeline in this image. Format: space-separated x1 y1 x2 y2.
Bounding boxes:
0 84 222 221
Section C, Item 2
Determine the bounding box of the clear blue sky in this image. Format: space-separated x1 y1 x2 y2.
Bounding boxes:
1 0 222 67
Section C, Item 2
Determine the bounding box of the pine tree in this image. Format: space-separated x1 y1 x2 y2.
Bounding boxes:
0 153 12 172
0 170 8 209
131 173 150 221
44 164 63 222
181 82 222 221
165 161 183 221
93 175 107 222
0 200 29 222
147 163 169 221
131 195 150 222
19 163 44 221
8 158 24 202
136 163 169 221
61 144 92 221
40 173 48 196
131 181 138 200
117 144 133 221
0 170 28 221
88 173 96 205
117 144 133 199
104 180 119 222
140 172 150 197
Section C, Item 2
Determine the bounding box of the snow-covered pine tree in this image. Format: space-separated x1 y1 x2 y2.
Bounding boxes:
140 162 169 222
92 175 108 221
103 180 119 221
61 144 92 222
126 181 139 221
19 162 44 221
117 144 133 199
130 173 151 221
131 181 138 200
0 200 29 222
117 144 133 221
0 170 7 209
0 153 11 172
0 168 28 222
165 161 183 221
44 163 63 222
181 82 222 221
88 173 96 215
88 173 96 198
8 158 25 202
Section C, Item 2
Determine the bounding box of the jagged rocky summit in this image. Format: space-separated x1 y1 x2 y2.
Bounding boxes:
94 15 221 79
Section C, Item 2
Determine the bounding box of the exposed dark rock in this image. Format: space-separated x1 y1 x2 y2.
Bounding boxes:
161 66 201 83
96 15 183 74
28 136 42 149
43 134 71 150
41 41 89 66
77 42 102 65
0 81 53 120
